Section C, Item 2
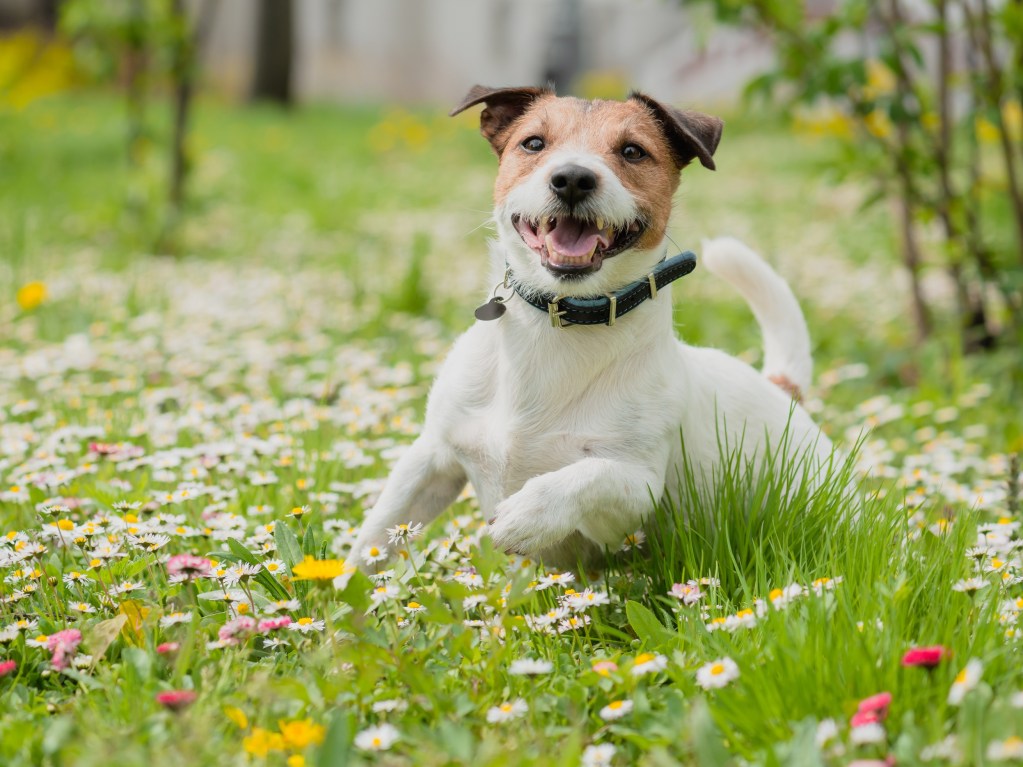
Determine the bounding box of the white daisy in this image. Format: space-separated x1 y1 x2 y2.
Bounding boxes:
354 723 400 751
486 698 528 723
631 652 668 676
948 658 983 705
508 658 553 676
599 699 633 720
695 657 739 689
581 743 616 767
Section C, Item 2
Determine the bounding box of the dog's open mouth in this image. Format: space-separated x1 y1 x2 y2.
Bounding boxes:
512 214 645 276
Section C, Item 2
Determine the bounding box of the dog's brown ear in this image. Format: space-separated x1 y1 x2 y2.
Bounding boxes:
450 84 553 155
629 92 723 171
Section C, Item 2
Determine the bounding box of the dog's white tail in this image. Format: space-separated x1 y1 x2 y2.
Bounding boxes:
701 237 811 398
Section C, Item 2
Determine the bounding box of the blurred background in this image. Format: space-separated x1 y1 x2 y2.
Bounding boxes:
0 0 1021 405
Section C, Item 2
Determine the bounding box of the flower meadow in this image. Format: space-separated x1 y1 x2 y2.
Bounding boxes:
1 96 1023 766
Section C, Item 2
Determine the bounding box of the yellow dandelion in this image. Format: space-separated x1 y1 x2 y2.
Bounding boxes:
290 556 352 581
278 718 325 750
16 281 47 311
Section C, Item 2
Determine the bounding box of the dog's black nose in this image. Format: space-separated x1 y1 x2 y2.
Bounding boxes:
549 165 598 206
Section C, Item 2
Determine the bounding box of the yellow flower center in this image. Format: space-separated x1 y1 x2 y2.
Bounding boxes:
711 663 726 676
57 520 75 531
609 700 624 710
634 653 655 665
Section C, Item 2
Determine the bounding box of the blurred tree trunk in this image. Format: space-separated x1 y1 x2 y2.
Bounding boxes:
250 0 293 105
125 0 148 167
162 0 217 253
544 0 581 92
38 0 61 31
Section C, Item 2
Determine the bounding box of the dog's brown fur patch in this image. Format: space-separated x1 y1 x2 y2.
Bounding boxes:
767 373 803 403
492 97 683 252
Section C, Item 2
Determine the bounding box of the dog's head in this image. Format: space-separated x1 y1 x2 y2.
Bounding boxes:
452 85 723 297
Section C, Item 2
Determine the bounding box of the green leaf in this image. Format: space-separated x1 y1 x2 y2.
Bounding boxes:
275 522 303 570
83 613 127 663
625 600 678 649
302 524 317 557
226 537 259 565
689 697 732 767
317 710 353 767
42 716 74 755
254 569 291 602
337 569 373 614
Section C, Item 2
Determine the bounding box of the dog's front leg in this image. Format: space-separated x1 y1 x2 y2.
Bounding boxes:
488 458 666 557
350 436 466 567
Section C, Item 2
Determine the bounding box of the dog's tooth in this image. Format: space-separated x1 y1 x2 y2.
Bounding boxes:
595 217 604 230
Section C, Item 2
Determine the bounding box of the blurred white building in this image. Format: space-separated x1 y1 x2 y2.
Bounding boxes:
202 0 773 106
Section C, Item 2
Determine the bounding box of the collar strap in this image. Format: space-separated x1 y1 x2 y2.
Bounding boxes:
512 251 697 328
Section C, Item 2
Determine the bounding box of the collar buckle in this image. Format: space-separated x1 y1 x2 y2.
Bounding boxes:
548 296 567 328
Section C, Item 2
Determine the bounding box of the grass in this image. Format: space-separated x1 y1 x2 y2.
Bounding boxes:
0 89 1022 766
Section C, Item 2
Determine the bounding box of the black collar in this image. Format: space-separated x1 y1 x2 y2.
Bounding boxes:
511 251 697 327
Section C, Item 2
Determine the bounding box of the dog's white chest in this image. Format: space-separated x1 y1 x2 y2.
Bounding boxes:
435 316 678 516
445 394 599 514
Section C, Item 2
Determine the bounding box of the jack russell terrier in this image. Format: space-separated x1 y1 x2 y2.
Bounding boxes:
351 85 832 568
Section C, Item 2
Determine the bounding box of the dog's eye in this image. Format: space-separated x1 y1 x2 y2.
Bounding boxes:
521 136 545 153
621 143 647 161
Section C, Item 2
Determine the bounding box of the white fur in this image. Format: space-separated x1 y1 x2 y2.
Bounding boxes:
352 171 832 568
702 236 813 393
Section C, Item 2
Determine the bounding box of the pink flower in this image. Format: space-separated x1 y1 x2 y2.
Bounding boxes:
851 710 882 728
166 554 212 582
901 646 948 669
156 642 180 654
852 692 892 728
218 616 257 646
856 692 892 717
47 629 82 671
258 616 292 633
0 660 16 676
668 581 703 605
155 690 197 711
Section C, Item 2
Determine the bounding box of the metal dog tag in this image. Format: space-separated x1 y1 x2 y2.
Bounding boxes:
474 297 507 321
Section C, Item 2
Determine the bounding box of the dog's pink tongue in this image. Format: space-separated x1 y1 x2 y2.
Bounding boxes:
548 217 605 258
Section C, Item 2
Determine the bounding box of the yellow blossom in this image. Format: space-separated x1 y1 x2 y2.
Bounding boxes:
16 281 47 311
864 110 893 139
863 59 896 100
278 718 325 750
243 727 285 757
1003 99 1022 140
224 706 248 730
290 556 353 581
976 116 1001 144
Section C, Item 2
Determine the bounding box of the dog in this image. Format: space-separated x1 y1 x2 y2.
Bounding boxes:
351 85 832 568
